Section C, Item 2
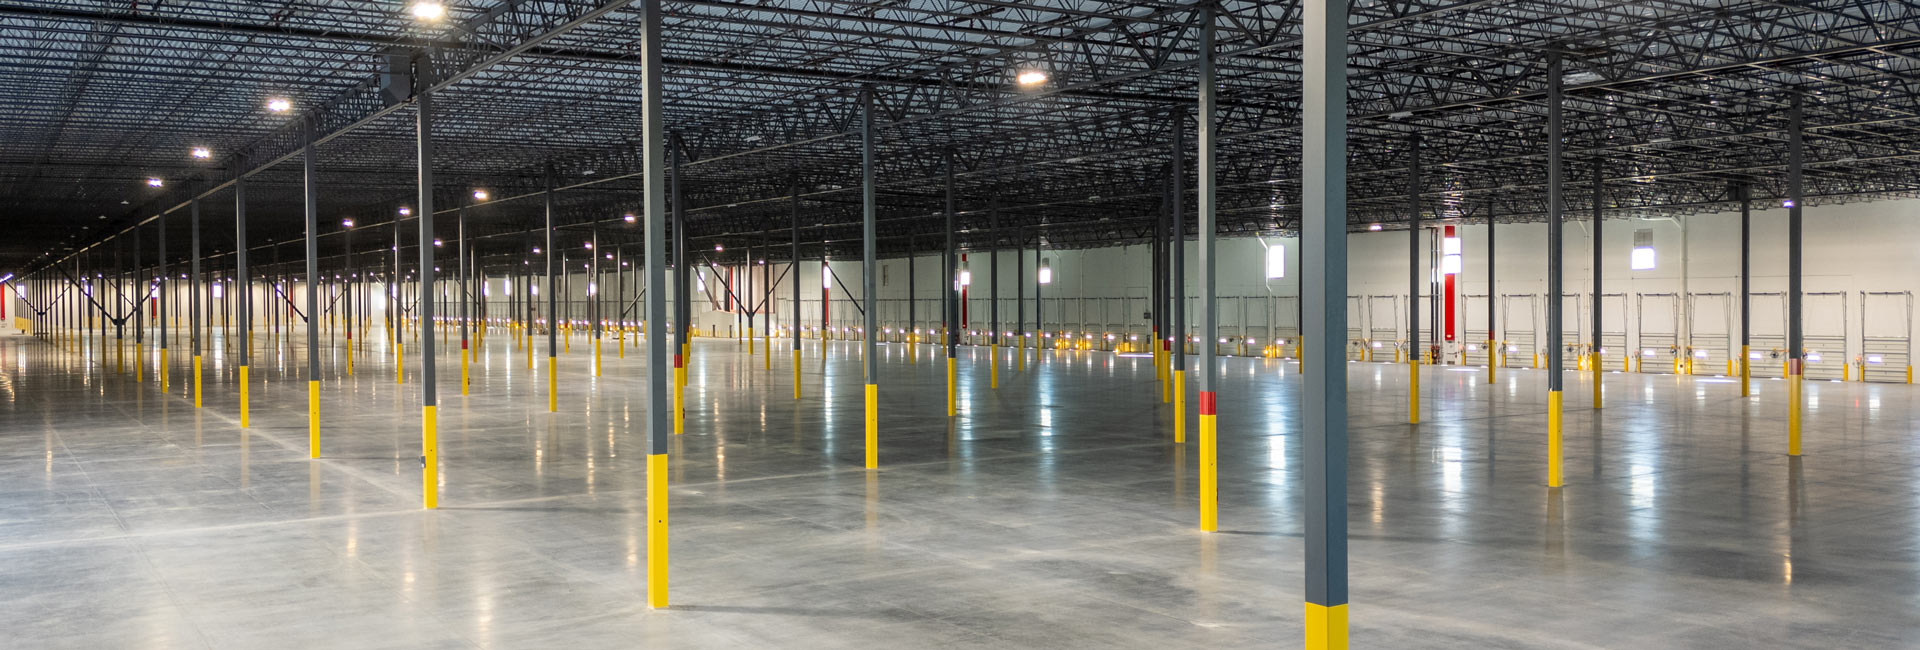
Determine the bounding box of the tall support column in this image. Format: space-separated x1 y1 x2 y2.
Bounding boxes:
158 209 168 393
393 211 403 382
303 119 323 457
1591 164 1603 407
417 68 440 509
236 173 252 428
908 238 917 363
1171 107 1188 442
638 0 672 607
860 88 880 468
1154 183 1166 398
1739 182 1752 397
1195 6 1219 533
1486 201 1497 384
1406 136 1422 425
791 175 803 399
545 164 558 413
943 148 958 417
1545 53 1565 487
1787 95 1805 456
1302 0 1351 644
988 199 999 390
672 134 688 434
191 197 202 408
1015 226 1024 371
592 230 602 377
460 203 470 393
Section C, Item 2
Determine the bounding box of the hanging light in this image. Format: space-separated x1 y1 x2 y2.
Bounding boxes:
472 189 489 201
191 147 212 159
409 1 446 21
398 207 412 216
1038 258 1053 285
341 219 355 228
1016 69 1049 86
624 214 636 223
1368 223 1383 231
146 178 164 188
266 98 292 113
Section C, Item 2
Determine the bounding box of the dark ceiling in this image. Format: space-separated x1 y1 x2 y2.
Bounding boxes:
5 0 1919 279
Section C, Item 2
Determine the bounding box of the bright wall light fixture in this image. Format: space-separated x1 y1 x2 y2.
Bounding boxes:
1264 242 1285 279
1631 228 1657 270
1038 258 1053 285
398 207 412 216
1016 70 1049 86
267 98 292 113
1368 223 1383 231
410 1 446 21
822 264 833 289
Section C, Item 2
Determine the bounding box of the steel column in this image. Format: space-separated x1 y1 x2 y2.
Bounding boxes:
1407 136 1421 424
1787 95 1805 456
1545 52 1565 487
1592 164 1603 406
417 72 440 509
860 88 880 467
1195 6 1219 533
638 0 671 609
1302 0 1351 644
303 119 322 457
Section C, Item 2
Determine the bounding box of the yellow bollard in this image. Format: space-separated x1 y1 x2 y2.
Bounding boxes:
1198 391 1218 532
764 333 771 370
865 383 879 469
239 365 251 428
135 343 143 382
1740 345 1751 396
347 339 355 375
1173 371 1186 443
673 356 685 434
1408 358 1420 424
646 453 668 608
1487 340 1497 384
946 357 957 417
160 347 169 392
548 358 559 413
792 349 802 399
1788 363 1803 456
990 344 999 389
461 346 470 395
1546 390 1562 487
594 337 602 377
423 405 438 509
748 327 754 355
193 355 203 408
396 340 404 384
1592 352 1602 409
309 380 321 458
619 327 625 358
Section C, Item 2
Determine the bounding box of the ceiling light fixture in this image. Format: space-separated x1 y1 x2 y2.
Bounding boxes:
267 98 292 113
410 1 447 21
191 147 211 159
1016 70 1050 86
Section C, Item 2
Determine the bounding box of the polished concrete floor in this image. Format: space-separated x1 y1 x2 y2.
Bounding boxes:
2 322 1917 648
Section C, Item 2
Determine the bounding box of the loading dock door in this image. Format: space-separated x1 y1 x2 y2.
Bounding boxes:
1860 291 1912 383
1636 293 1681 373
1598 293 1629 372
1749 292 1788 378
1687 292 1733 376
1500 293 1540 368
1366 294 1400 362
1802 292 1848 381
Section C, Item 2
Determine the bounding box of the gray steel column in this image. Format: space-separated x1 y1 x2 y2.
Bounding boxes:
1015 226 1023 346
1301 0 1350 636
860 88 880 466
1173 107 1186 377
673 135 687 367
908 237 916 347
304 118 322 456
989 199 998 348
158 210 167 364
1406 135 1421 425
1591 163 1603 405
1195 5 1218 533
417 69 440 508
235 173 250 375
1787 94 1805 456
1545 52 1566 487
791 175 801 356
545 163 557 408
1487 199 1496 380
1739 182 1751 397
190 197 201 366
459 204 469 371
638 0 671 610
944 149 957 363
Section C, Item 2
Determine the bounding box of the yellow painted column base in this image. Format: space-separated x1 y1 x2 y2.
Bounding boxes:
160 348 169 392
135 343 143 382
548 359 559 413
396 342 404 384
673 366 686 434
594 338 602 377
1408 359 1420 424
647 453 669 608
865 383 879 469
1199 410 1218 532
764 335 771 370
1788 372 1803 456
1546 390 1563 487
1487 340 1497 384
239 365 251 428
423 405 438 509
1592 353 1603 409
308 380 321 458
1172 371 1186 443
990 344 999 389
1305 603 1350 650
1740 345 1751 397
946 357 957 417
193 355 203 408
461 349 470 395
347 343 355 376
